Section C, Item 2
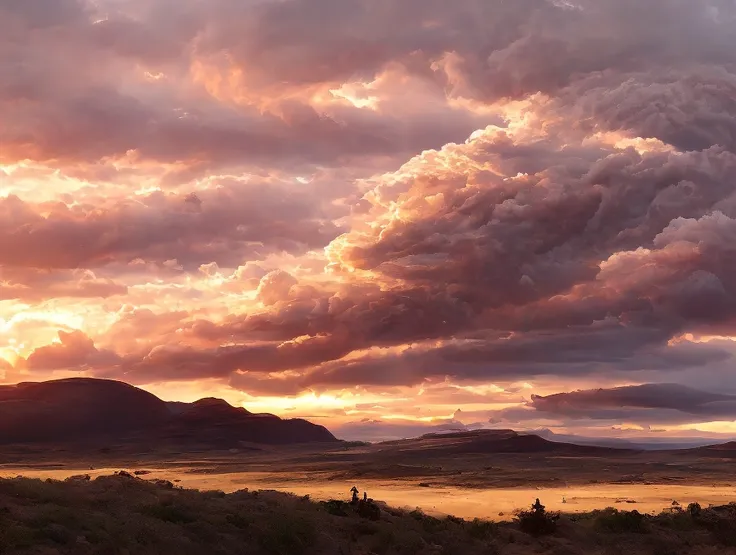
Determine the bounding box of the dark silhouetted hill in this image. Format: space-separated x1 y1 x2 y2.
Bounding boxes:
378 429 636 456
534 428 732 451
0 378 337 447
685 442 736 457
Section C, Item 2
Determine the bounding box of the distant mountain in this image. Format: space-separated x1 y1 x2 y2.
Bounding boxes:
684 442 736 457
534 429 736 451
533 429 641 449
380 429 635 455
0 378 337 447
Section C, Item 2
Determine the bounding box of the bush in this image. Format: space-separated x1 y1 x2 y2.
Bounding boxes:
357 500 381 521
594 508 647 533
710 519 736 547
408 510 444 533
140 500 196 524
467 518 496 540
257 517 317 555
321 499 349 517
516 499 558 536
225 512 251 529
36 523 74 545
517 509 558 536
687 502 702 517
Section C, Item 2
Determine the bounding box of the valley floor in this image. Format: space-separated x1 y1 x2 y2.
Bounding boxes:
2 438 736 521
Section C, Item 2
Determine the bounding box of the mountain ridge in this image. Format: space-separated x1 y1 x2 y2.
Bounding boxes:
0 377 337 447
376 428 639 456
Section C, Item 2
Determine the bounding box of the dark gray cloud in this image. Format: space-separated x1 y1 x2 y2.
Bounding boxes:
6 0 735 176
524 383 736 426
532 383 736 415
0 0 495 175
300 333 732 391
200 0 735 98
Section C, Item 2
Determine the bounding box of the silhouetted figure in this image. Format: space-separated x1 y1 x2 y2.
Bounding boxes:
350 486 359 504
363 491 368 502
532 498 545 513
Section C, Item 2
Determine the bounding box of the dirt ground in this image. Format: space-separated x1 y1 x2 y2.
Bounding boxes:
2 438 735 520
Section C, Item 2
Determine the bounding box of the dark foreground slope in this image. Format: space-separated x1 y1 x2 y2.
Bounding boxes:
1 475 736 555
0 378 336 447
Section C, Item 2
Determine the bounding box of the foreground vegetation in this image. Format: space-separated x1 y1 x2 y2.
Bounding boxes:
1 475 736 554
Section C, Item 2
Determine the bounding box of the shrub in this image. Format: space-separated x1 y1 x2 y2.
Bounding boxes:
36 523 74 545
140 500 196 524
321 499 349 517
594 508 647 533
516 500 558 536
710 519 736 547
687 502 702 517
467 518 496 540
408 510 445 533
225 512 251 529
357 500 381 521
391 529 426 554
517 509 558 536
368 529 395 555
257 517 317 555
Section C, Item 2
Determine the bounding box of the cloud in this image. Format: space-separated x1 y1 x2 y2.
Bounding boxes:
24 330 121 372
6 0 736 436
256 270 299 306
35 119 736 390
8 0 732 181
300 334 731 391
0 0 496 177
0 268 127 301
0 180 341 270
527 383 736 426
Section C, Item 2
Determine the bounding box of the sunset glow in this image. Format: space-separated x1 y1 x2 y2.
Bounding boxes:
3 0 736 442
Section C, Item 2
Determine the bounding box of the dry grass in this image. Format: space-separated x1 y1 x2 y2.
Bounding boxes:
1 475 736 554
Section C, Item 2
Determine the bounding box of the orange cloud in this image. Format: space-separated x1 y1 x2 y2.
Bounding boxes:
5 0 736 439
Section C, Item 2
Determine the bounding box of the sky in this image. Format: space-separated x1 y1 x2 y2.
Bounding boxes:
3 0 736 442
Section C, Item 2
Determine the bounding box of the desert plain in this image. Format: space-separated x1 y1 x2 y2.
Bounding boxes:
3 430 736 521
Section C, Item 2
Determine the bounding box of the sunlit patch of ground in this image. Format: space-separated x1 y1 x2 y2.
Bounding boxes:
3 466 734 521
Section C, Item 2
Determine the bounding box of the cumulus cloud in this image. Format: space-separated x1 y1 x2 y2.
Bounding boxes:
0 0 494 176
6 0 736 436
256 271 298 306
24 330 121 372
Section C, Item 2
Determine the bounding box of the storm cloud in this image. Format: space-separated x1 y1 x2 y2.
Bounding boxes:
5 0 736 437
